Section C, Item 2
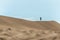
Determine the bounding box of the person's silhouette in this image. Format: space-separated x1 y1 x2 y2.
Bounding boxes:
40 17 42 21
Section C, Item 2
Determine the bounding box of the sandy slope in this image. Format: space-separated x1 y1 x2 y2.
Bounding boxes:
35 21 60 32
0 16 60 40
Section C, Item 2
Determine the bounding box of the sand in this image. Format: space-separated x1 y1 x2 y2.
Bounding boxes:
0 16 60 40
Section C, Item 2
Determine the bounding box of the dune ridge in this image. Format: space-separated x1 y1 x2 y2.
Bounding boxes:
0 16 60 40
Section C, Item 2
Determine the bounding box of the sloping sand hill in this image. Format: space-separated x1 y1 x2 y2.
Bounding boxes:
0 15 60 40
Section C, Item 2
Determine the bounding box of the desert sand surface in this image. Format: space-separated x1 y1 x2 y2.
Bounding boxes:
0 15 60 40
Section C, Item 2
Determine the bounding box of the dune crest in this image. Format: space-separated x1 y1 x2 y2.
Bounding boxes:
0 16 60 40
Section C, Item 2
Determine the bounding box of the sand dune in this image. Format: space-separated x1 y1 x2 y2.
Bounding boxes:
0 15 60 40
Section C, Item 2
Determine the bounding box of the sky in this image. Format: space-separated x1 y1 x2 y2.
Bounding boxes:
0 0 60 22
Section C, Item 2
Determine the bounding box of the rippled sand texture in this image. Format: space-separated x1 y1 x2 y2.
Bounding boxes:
0 16 60 40
0 28 59 40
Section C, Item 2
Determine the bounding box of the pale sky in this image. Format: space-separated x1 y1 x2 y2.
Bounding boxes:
0 0 60 22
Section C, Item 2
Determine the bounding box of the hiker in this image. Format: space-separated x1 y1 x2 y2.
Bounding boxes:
40 17 42 21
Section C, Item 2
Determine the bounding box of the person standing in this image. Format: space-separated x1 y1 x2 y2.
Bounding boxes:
40 17 42 21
